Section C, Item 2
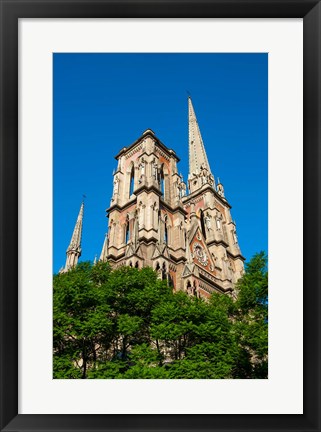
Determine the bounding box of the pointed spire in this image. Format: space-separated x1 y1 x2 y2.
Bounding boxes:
188 97 215 193
100 233 108 262
67 201 84 253
64 201 84 271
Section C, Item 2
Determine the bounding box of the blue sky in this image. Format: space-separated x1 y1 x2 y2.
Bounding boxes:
53 53 268 274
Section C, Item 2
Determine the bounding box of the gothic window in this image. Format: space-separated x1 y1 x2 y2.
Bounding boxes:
192 281 197 296
135 261 139 269
164 215 168 244
129 261 132 267
129 165 135 197
160 167 165 197
216 217 221 230
161 263 167 280
155 262 160 272
151 202 157 227
108 219 113 241
164 224 168 244
125 216 130 243
186 281 192 293
134 210 139 241
200 210 207 239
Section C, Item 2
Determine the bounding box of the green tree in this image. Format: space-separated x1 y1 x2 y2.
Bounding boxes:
53 261 112 378
53 253 268 379
53 263 170 378
233 251 268 378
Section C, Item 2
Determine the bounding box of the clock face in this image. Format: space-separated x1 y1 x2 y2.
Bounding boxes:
193 242 208 266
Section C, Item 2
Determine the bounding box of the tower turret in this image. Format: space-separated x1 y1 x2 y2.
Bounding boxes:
99 129 187 287
64 201 84 271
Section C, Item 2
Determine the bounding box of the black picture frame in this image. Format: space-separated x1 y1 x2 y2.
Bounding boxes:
1 1 320 431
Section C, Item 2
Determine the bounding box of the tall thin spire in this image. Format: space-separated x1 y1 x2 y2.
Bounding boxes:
64 201 84 271
188 97 215 193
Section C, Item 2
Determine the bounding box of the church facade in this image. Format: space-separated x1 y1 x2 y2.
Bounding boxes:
63 98 245 298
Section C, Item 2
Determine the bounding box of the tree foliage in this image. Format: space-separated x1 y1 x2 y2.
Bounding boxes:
53 253 268 379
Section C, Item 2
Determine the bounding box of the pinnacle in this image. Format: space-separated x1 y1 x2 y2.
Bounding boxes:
64 201 84 271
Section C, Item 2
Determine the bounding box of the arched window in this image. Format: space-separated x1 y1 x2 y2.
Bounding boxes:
159 166 165 197
135 261 139 269
164 215 168 244
129 165 135 197
186 281 192 293
200 210 207 239
192 282 197 297
125 216 130 243
162 263 167 280
133 210 139 243
129 261 133 267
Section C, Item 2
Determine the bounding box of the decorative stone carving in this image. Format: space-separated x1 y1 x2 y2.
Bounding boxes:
113 175 120 195
200 163 209 185
217 182 225 197
205 213 212 230
208 173 214 186
180 181 187 197
232 230 238 244
152 159 158 181
139 158 145 176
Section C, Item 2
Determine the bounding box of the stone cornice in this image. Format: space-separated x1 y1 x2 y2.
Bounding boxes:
136 235 159 244
124 143 143 160
226 249 246 262
107 196 137 214
182 184 232 209
206 238 229 248
159 197 187 216
107 251 126 261
168 253 187 264
199 282 226 296
134 184 163 198
198 267 233 294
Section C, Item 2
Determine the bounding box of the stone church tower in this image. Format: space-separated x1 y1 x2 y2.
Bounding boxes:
99 97 245 298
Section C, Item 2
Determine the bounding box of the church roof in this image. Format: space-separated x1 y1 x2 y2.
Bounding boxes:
115 129 180 162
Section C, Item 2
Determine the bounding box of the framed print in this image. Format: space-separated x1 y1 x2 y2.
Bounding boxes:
0 1 320 431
